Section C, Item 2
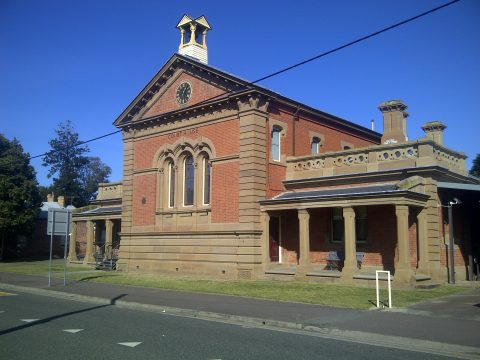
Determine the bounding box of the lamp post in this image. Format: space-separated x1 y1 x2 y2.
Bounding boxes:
448 197 461 284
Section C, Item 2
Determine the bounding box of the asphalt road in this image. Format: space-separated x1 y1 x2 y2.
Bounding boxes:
0 290 461 360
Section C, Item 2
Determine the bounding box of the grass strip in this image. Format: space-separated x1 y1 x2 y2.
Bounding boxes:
0 260 471 309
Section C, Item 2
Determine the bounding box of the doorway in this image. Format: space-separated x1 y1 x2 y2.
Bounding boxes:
269 216 282 262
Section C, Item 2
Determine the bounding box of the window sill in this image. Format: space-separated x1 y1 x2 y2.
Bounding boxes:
156 207 211 216
269 160 287 167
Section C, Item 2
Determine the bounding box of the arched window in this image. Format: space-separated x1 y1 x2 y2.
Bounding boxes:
203 156 211 205
183 155 194 206
311 137 321 155
168 161 175 208
271 126 281 161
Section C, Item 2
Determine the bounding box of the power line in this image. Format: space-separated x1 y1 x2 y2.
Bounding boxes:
28 0 461 161
29 130 122 160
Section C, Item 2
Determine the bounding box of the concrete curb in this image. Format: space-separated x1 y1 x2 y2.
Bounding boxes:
2 282 480 360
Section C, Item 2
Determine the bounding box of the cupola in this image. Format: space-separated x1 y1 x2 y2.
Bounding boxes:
176 15 211 64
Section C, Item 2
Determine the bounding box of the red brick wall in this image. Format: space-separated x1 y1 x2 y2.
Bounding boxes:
281 211 299 264
133 174 157 226
132 119 240 225
143 73 226 118
267 163 287 198
134 120 239 170
308 206 398 271
296 115 376 154
439 205 468 268
265 107 379 199
211 161 239 223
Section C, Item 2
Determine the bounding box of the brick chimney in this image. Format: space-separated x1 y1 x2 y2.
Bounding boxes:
58 196 65 208
421 121 447 145
378 100 409 144
47 193 54 202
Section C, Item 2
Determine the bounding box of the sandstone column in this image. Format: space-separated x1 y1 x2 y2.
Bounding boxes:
341 207 357 281
105 219 113 259
298 209 310 266
395 205 415 284
68 221 77 262
83 220 95 264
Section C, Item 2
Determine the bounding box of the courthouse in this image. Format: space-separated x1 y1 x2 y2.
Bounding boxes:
70 15 480 286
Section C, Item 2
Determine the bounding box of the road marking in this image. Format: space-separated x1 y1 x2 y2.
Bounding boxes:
63 329 84 333
0 311 4 314
0 291 16 296
20 319 39 323
118 342 142 348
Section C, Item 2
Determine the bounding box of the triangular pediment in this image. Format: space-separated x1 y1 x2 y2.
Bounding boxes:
176 14 211 30
194 16 211 29
176 14 194 28
113 54 251 128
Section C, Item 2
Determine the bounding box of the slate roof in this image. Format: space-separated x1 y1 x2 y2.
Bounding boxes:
113 54 381 142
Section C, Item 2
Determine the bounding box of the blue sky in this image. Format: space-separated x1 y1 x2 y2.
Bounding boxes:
1 0 479 186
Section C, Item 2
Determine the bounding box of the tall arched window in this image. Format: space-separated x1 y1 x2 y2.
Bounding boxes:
203 156 211 205
168 161 175 208
311 137 321 155
183 155 194 206
271 126 281 161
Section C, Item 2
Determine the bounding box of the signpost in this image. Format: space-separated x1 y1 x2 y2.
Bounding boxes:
375 270 392 308
47 208 72 287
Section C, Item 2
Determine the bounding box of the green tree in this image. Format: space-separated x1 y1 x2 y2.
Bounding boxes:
0 134 41 259
42 120 90 207
42 121 112 206
79 156 112 202
470 153 480 178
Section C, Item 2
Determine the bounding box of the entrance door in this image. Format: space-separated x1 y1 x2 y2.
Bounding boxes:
269 216 281 262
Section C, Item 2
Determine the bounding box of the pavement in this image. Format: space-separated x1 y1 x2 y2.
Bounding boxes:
1 271 480 359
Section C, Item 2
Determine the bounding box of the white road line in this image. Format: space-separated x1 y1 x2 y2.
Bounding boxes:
63 329 84 333
118 342 142 348
20 319 39 323
0 310 5 314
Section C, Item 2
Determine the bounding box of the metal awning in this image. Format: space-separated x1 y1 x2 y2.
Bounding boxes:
437 182 480 192
260 184 429 206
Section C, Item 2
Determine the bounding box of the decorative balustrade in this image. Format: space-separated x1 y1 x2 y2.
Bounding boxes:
97 181 123 201
287 139 467 179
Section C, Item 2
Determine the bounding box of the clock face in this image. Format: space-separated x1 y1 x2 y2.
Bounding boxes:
176 82 192 105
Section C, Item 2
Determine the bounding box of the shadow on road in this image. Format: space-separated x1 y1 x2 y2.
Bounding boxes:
0 293 127 336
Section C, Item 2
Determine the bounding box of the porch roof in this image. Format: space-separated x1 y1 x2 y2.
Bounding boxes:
73 206 122 220
437 181 480 192
260 184 429 206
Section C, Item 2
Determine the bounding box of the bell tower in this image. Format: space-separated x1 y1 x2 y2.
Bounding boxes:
176 15 211 64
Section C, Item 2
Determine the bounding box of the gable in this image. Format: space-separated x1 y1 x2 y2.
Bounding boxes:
140 71 227 120
113 54 248 128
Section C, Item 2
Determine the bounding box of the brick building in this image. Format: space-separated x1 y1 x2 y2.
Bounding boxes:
70 15 480 286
